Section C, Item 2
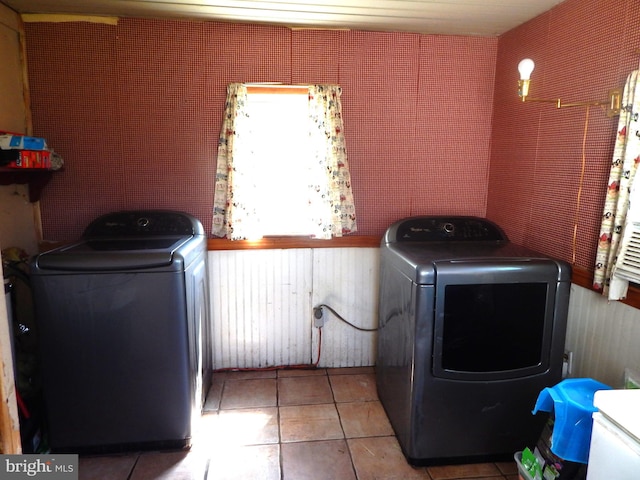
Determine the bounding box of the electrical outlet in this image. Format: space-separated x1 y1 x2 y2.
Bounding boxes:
313 306 324 327
562 350 573 378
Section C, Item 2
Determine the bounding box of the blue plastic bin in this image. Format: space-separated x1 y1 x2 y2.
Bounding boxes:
532 378 612 464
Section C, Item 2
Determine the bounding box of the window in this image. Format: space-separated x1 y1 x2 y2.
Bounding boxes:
212 84 357 240
234 89 322 237
608 178 640 295
613 222 640 283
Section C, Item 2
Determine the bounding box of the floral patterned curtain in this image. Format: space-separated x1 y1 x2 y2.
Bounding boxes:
211 83 357 240
211 83 249 239
593 70 640 300
307 85 357 238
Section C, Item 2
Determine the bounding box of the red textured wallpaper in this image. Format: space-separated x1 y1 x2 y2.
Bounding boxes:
23 0 636 273
23 19 497 242
488 0 640 271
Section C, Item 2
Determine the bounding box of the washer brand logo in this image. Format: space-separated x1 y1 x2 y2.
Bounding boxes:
1 455 78 479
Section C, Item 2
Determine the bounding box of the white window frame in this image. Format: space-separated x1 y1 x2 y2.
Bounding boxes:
234 87 325 238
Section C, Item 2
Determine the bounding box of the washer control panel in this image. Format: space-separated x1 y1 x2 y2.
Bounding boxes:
83 210 203 237
393 216 506 242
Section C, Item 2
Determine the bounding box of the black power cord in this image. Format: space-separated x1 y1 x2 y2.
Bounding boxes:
313 304 381 332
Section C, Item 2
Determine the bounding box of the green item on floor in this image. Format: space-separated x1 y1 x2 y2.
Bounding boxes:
624 368 640 389
522 447 543 480
543 463 560 480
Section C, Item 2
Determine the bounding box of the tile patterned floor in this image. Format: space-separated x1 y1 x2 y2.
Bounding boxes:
78 367 520 480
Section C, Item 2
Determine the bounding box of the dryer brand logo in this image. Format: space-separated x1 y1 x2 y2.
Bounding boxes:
1 455 78 479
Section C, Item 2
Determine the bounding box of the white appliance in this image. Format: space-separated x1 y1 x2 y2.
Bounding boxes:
587 389 640 480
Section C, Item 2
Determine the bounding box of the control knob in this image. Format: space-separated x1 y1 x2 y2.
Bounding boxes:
442 222 455 234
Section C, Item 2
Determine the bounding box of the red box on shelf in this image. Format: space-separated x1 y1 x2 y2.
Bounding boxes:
3 150 51 169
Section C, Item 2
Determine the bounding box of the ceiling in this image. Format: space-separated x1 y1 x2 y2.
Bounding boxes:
2 0 565 36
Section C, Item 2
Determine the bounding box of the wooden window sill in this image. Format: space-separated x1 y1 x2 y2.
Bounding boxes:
207 235 381 250
571 266 640 310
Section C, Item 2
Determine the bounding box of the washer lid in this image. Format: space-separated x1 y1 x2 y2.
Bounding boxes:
82 237 186 250
33 236 190 271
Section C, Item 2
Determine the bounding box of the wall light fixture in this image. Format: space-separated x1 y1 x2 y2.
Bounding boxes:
517 58 621 117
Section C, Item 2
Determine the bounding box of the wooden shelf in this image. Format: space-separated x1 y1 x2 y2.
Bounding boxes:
0 167 57 202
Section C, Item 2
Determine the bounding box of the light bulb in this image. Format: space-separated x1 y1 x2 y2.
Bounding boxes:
518 58 535 80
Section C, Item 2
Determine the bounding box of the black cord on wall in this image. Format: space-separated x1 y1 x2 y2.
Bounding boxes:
313 304 380 332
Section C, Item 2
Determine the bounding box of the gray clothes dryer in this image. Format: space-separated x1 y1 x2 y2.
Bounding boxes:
376 216 571 465
30 210 211 453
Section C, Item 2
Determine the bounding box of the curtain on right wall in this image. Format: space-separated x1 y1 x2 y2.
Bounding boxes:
594 70 640 300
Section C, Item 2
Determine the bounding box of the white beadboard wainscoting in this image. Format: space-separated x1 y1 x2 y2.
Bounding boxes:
565 284 640 388
208 248 379 369
208 249 640 381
